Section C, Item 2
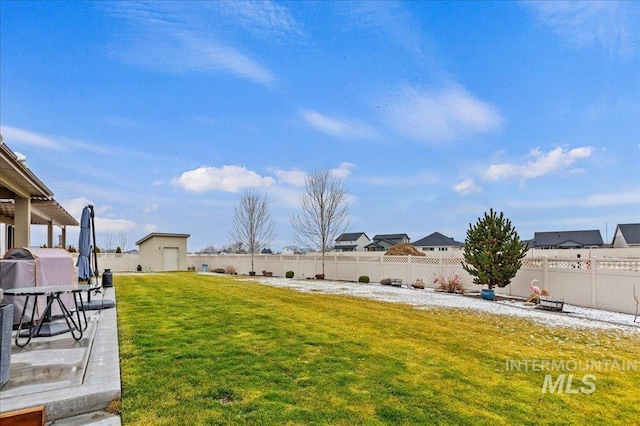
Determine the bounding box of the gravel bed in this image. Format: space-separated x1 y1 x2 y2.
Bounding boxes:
245 276 640 332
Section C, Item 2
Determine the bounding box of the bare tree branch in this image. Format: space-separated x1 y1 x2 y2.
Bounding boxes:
102 231 115 253
290 167 351 274
118 230 128 253
229 190 276 272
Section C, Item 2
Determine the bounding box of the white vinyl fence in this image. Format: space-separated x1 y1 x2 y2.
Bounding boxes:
79 251 640 315
188 252 640 315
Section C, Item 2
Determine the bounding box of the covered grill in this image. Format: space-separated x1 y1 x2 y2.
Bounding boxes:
0 247 75 325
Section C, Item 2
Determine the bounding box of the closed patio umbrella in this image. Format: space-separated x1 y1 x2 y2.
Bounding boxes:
78 205 115 310
76 205 93 282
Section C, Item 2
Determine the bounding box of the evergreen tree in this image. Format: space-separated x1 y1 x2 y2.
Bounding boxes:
462 208 528 290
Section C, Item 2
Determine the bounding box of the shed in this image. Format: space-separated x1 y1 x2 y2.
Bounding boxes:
135 233 190 272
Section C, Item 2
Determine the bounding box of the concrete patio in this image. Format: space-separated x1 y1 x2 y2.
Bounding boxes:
0 287 121 425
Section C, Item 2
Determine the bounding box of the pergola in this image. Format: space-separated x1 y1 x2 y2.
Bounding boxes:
0 136 78 251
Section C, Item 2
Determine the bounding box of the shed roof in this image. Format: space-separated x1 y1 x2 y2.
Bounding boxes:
135 233 190 245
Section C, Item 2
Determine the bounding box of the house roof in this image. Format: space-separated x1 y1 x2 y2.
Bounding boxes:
413 232 464 247
371 233 409 242
335 232 368 242
530 230 604 248
135 232 190 245
365 238 399 248
616 223 640 245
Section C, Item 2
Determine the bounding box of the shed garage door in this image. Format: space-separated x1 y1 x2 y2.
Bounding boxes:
162 247 179 271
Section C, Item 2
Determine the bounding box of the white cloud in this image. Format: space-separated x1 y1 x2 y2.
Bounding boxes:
108 3 276 86
145 223 158 233
483 146 593 182
331 162 356 179
62 197 94 219
1 125 111 155
453 178 482 195
173 165 275 193
525 1 639 56
381 85 503 143
214 0 303 39
95 217 137 233
143 203 159 214
300 110 377 139
274 163 353 188
1 125 63 150
347 2 428 62
275 169 307 187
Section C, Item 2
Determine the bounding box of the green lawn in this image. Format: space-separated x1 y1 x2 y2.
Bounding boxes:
116 272 640 425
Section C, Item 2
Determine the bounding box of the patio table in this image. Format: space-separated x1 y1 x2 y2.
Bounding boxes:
3 284 98 347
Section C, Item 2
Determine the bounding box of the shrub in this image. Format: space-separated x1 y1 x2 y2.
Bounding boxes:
285 271 294 278
462 208 528 290
380 278 392 286
358 275 370 283
262 270 273 277
433 272 466 293
225 265 237 275
315 274 325 280
213 268 226 274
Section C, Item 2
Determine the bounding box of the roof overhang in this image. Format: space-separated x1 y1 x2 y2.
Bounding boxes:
0 141 52 198
0 197 78 226
0 139 78 227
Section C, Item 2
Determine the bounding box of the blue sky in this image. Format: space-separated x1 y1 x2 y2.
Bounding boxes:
1 1 638 252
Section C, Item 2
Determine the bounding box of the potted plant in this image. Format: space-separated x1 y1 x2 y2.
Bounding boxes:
462 209 528 301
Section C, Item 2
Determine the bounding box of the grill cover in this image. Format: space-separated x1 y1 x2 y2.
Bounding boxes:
0 248 75 324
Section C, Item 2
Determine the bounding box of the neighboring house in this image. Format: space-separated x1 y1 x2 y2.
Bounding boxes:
529 230 604 249
413 232 464 252
611 223 640 248
365 234 410 252
281 246 306 255
333 232 371 252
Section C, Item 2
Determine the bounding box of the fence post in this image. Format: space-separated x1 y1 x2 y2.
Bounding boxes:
543 256 549 292
590 256 598 309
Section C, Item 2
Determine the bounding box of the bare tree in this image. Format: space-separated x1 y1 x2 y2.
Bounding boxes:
230 190 276 273
102 231 115 253
290 167 350 275
118 230 129 253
